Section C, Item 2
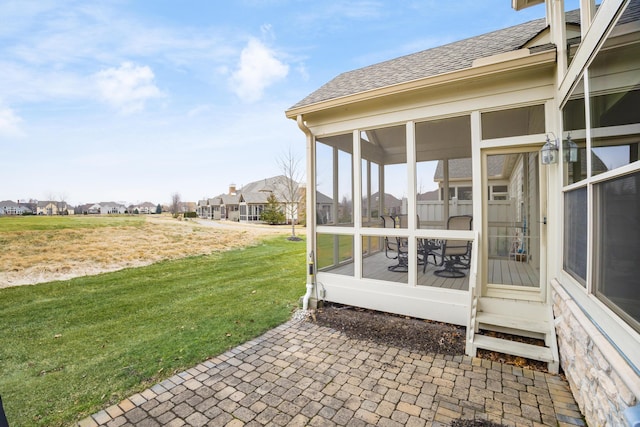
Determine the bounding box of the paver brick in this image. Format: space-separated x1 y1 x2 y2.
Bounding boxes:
81 319 584 427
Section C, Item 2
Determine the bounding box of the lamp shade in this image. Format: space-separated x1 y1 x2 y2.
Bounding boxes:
541 138 559 165
564 135 579 163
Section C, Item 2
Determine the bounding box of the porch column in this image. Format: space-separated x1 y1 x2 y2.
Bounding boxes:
353 129 363 279
443 159 450 223
407 121 417 285
471 111 482 292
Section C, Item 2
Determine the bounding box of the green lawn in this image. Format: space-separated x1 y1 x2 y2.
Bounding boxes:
0 236 305 426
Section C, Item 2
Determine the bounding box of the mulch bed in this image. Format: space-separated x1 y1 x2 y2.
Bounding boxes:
312 303 548 372
312 303 466 355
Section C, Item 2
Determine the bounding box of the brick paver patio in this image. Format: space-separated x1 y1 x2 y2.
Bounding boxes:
78 316 585 427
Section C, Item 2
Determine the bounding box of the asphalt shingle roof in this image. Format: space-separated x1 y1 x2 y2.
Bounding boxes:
289 9 584 111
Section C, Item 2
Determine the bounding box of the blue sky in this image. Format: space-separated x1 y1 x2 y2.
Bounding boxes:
0 0 579 206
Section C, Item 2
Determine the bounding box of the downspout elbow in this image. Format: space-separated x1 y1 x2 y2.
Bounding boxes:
296 115 312 138
302 282 314 311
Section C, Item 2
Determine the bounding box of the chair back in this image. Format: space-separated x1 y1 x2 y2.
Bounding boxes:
445 215 472 255
381 215 395 228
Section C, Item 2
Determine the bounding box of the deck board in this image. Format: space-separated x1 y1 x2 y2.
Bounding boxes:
320 252 539 290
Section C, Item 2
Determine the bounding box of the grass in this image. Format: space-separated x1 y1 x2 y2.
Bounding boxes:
0 215 145 232
1 215 286 287
0 236 305 426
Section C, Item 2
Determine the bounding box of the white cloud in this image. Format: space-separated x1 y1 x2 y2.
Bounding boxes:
94 62 164 113
229 38 289 103
0 105 25 138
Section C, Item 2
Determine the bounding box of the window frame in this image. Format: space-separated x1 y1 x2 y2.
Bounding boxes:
558 0 640 371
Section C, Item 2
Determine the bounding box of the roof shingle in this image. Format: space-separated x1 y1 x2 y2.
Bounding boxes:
288 9 584 110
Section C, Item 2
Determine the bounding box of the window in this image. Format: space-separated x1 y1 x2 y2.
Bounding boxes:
360 125 406 228
563 187 587 286
594 171 640 332
561 2 640 331
416 116 472 229
589 38 640 177
316 233 353 275
458 187 473 200
316 134 353 226
490 184 509 200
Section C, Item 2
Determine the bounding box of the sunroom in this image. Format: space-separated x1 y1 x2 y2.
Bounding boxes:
287 9 563 370
287 0 640 424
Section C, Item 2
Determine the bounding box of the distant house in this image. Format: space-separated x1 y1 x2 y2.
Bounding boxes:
76 202 126 215
316 192 333 224
0 200 32 216
99 202 127 215
36 201 69 215
197 176 318 223
130 202 157 214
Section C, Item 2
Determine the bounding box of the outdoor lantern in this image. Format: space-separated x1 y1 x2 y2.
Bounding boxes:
541 133 559 165
564 134 579 163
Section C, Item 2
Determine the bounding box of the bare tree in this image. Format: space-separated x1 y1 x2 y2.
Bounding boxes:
277 148 304 240
57 192 69 215
170 192 182 217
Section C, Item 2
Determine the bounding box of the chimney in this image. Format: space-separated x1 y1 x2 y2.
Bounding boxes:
229 184 236 195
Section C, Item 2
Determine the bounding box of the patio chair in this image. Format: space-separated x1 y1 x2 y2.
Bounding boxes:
382 215 409 272
420 238 442 272
382 214 397 259
433 215 473 278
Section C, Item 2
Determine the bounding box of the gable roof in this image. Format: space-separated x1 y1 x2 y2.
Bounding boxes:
220 194 241 205
315 190 333 205
1 200 19 208
210 175 302 206
240 193 270 204
288 9 582 112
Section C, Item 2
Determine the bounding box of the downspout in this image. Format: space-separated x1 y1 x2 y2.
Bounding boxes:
297 115 316 311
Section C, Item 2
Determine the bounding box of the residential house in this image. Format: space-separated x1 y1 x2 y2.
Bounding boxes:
196 198 213 219
198 177 311 223
0 200 31 215
130 202 157 214
36 200 69 215
98 202 127 215
307 185 334 225
219 192 241 222
286 1 639 425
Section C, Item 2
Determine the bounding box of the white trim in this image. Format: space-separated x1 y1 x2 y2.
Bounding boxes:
316 272 469 325
407 121 418 287
480 133 547 149
590 161 640 184
353 129 363 280
471 111 483 295
560 0 627 101
305 78 555 138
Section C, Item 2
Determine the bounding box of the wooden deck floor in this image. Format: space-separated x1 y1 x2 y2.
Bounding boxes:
487 258 538 287
320 252 539 290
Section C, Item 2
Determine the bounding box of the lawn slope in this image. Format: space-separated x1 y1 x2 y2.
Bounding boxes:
0 236 305 426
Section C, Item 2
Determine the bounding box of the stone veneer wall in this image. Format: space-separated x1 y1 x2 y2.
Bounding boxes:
552 280 639 426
